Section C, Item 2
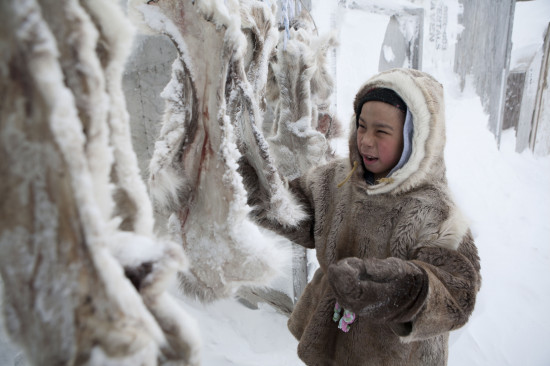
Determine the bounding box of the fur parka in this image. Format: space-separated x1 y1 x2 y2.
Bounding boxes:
248 68 481 365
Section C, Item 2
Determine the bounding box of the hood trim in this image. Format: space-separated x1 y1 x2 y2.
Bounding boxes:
350 69 446 195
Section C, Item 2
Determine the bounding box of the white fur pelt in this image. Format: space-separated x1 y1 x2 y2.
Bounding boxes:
265 11 340 181
0 1 199 364
131 0 304 302
83 0 155 236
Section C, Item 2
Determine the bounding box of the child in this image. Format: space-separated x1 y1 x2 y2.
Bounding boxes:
247 68 481 365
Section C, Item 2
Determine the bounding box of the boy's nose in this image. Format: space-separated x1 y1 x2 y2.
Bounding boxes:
360 133 374 148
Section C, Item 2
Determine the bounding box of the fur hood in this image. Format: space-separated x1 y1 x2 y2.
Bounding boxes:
349 68 446 195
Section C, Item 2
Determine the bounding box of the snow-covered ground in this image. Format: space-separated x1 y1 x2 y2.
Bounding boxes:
173 1 550 365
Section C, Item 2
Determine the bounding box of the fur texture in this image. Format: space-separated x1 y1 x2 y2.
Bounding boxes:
264 11 340 181
1 0 200 364
134 0 303 301
250 68 481 365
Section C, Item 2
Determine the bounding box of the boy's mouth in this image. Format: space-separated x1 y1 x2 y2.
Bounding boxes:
362 154 378 165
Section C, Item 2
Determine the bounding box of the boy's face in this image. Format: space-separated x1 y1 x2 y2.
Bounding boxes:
356 101 405 180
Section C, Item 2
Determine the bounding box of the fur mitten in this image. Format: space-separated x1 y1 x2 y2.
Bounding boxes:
327 257 428 323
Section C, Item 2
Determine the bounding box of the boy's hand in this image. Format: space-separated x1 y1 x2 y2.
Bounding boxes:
327 257 428 323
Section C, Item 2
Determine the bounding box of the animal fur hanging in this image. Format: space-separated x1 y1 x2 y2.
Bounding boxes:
265 10 340 181
130 0 309 301
0 1 200 364
129 0 341 302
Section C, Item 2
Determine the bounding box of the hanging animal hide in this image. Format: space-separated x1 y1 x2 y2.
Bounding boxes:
265 10 340 181
129 0 308 302
129 0 340 302
0 0 200 364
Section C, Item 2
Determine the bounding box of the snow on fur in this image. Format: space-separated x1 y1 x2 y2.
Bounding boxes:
266 12 340 181
83 0 157 236
1 1 199 364
131 0 306 301
1 1 167 363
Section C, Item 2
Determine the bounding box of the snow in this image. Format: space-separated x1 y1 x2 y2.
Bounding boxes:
176 296 300 366
170 1 550 365
445 80 550 366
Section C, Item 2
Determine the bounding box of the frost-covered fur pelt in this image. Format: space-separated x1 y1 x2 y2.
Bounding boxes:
130 0 304 301
83 1 155 236
239 0 279 98
0 1 199 364
265 11 340 180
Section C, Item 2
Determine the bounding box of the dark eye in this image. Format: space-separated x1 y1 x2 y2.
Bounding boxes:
378 130 388 134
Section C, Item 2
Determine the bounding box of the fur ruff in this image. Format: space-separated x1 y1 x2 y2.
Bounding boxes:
352 68 447 196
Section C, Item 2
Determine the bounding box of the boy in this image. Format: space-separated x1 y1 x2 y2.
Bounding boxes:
247 68 481 365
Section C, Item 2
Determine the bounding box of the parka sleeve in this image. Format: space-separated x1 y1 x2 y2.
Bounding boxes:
238 158 316 249
388 202 482 341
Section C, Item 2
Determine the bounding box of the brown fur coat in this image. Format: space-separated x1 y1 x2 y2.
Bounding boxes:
248 68 481 365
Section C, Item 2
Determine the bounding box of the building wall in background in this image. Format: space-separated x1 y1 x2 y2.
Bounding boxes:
530 23 550 156
454 0 516 145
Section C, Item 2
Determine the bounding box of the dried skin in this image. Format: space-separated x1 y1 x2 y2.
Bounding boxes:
142 0 305 301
